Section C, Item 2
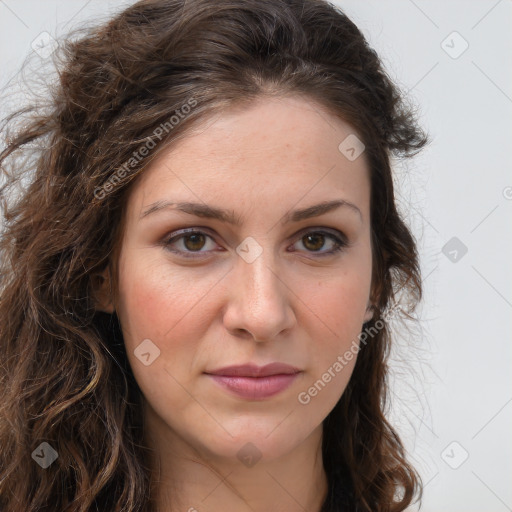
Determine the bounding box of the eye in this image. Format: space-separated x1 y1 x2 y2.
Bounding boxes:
163 228 219 258
290 229 348 257
162 227 348 259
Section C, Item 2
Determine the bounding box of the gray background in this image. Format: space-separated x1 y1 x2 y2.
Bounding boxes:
1 1 511 510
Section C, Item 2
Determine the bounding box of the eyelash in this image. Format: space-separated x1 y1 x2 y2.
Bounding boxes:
162 227 349 259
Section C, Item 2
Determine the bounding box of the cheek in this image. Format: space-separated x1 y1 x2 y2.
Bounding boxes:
320 279 368 328
295 252 372 395
301 277 367 371
115 252 217 409
300 260 372 339
294 286 366 418
117 252 212 345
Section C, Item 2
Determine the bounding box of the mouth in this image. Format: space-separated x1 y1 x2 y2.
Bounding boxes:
204 363 302 400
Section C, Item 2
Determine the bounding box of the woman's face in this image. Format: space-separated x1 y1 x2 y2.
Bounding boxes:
109 95 373 465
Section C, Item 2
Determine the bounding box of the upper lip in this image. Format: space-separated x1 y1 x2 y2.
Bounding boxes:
205 363 301 377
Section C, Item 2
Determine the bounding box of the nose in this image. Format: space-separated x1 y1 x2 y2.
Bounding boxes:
222 248 296 342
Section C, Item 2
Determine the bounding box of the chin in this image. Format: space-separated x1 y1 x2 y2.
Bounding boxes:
192 416 318 465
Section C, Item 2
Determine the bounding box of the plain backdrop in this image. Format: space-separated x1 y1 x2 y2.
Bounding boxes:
1 1 511 511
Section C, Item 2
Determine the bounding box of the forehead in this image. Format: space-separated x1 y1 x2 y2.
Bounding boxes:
126 95 371 221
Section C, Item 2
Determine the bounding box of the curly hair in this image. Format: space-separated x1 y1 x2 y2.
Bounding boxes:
0 0 428 510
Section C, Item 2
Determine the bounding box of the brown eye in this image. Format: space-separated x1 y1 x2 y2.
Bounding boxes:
302 233 326 252
292 230 348 257
163 229 218 257
183 233 207 251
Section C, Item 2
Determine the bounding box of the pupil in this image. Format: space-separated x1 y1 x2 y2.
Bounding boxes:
304 233 324 251
184 233 205 251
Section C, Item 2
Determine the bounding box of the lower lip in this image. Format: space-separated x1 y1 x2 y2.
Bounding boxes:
206 373 300 400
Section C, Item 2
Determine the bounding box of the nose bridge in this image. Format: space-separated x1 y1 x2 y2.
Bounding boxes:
223 239 294 340
237 243 283 310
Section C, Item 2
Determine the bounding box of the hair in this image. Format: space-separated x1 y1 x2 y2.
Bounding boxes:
0 0 428 510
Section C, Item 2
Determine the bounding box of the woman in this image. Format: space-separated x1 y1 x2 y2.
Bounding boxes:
0 0 428 510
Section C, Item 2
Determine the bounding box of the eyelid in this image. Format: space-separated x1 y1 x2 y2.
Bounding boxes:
161 227 221 257
290 227 350 256
294 226 348 242
161 226 349 258
162 226 217 242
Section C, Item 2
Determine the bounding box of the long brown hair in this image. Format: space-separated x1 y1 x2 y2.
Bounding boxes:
0 0 428 510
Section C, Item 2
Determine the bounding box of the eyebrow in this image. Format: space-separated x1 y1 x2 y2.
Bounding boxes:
139 199 362 224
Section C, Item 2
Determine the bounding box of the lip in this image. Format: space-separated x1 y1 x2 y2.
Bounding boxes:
206 363 301 377
204 363 302 400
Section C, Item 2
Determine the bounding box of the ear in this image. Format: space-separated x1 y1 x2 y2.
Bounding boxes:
91 265 115 314
363 302 374 323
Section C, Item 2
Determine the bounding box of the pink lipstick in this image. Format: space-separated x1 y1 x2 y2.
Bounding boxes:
205 363 301 400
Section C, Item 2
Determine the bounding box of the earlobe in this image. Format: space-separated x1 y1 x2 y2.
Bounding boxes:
363 303 374 323
91 265 115 314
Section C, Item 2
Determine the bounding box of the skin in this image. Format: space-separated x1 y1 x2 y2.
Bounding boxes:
95 95 374 511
